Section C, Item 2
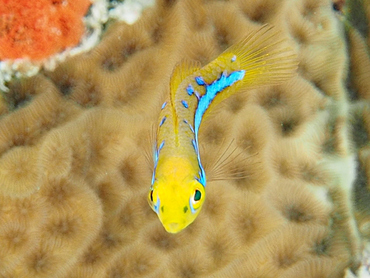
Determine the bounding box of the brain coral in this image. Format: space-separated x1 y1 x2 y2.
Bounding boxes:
0 0 368 277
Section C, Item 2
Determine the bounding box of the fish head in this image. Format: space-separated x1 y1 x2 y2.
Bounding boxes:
148 157 206 233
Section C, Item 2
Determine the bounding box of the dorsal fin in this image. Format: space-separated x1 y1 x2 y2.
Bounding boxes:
170 59 201 106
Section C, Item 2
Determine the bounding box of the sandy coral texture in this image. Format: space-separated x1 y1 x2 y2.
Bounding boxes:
0 0 369 277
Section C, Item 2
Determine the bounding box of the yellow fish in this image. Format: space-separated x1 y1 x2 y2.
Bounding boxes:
148 25 297 233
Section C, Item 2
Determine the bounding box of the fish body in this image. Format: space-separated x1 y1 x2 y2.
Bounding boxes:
148 25 297 233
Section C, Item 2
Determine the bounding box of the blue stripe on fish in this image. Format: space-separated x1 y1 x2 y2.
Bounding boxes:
196 166 206 187
161 101 167 109
190 70 245 188
183 119 195 133
194 70 245 138
152 147 158 184
151 171 156 185
159 140 165 151
189 198 197 214
152 140 165 185
191 139 197 151
189 123 194 133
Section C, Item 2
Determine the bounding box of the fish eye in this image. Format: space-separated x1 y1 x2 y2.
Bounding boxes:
149 189 154 202
190 188 203 213
194 189 201 202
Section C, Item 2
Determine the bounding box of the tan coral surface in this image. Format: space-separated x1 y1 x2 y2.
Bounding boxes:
345 1 370 276
0 0 366 277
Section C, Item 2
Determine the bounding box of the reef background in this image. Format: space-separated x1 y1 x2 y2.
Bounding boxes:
0 0 369 277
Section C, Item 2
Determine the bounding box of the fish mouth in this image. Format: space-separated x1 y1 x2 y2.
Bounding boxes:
164 222 185 234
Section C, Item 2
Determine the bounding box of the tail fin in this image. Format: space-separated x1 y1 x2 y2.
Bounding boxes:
226 25 298 85
199 25 298 112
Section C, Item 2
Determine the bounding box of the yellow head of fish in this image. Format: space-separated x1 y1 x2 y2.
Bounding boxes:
148 156 206 234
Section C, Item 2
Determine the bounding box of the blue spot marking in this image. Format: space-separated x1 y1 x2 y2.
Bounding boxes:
183 119 194 133
189 123 194 133
195 76 206 86
159 116 166 127
181 100 189 108
161 102 167 109
151 172 155 185
153 197 160 214
189 198 197 214
186 84 194 96
231 55 236 62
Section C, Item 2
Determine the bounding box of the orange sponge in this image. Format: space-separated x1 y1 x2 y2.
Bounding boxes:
0 0 90 60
